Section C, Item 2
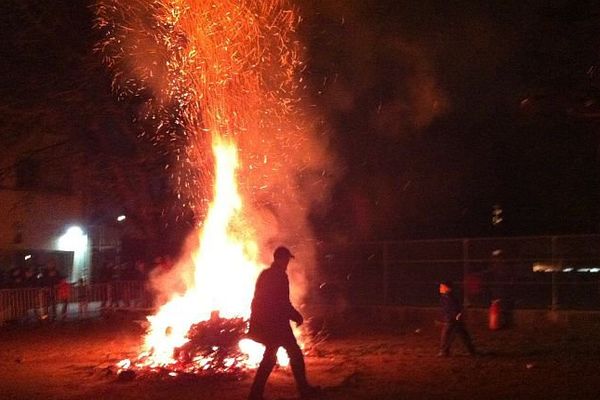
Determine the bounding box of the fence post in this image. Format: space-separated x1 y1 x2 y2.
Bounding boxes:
107 283 112 309
382 241 390 305
551 236 558 310
463 239 470 307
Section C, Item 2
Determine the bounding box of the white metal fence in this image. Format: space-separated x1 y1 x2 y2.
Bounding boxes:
0 281 152 325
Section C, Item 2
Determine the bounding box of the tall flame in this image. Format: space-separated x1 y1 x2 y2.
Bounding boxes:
142 135 262 366
95 0 335 371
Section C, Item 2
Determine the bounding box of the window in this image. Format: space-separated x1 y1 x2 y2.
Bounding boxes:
15 157 40 189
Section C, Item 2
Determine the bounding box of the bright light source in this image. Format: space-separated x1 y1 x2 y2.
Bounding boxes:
57 225 89 282
24 254 32 261
58 226 87 250
532 262 560 273
563 266 600 273
57 226 87 252
117 215 127 222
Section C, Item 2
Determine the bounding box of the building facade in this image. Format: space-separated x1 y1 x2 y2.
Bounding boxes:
0 132 89 283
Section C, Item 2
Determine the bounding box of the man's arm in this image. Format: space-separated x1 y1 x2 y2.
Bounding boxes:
283 274 303 325
289 306 303 326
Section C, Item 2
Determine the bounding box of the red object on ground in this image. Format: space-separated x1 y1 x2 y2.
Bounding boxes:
489 299 502 330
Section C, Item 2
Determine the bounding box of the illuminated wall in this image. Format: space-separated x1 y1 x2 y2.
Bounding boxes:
0 133 88 280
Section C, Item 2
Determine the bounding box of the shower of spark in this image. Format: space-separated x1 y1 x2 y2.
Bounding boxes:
95 0 332 372
95 0 304 216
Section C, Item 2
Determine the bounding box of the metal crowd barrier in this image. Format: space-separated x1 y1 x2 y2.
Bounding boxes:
0 281 153 325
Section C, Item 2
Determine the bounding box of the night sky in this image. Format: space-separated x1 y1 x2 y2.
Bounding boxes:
2 0 599 242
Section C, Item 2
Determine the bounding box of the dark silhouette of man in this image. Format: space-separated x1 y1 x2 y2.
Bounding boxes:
438 280 477 357
248 246 319 400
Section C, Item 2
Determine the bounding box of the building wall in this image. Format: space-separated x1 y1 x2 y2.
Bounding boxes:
0 190 83 250
0 133 88 280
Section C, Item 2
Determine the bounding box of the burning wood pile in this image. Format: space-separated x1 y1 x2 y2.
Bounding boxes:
117 313 253 379
170 313 248 373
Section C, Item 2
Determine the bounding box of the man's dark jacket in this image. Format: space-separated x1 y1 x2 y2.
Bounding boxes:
248 264 302 345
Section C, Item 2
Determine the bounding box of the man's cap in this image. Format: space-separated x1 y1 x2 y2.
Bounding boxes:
274 246 295 259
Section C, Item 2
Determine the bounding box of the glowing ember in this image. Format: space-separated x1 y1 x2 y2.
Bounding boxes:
116 358 131 372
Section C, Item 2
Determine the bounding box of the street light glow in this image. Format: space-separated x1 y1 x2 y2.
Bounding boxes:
56 225 89 282
57 226 88 251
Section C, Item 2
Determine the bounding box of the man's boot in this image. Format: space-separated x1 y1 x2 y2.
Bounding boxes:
290 354 321 398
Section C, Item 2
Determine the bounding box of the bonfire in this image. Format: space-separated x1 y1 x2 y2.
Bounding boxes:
94 0 328 377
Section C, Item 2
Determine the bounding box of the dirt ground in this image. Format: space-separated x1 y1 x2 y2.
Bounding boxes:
1 312 599 400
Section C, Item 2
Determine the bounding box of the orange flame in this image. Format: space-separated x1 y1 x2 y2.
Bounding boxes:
95 0 322 371
143 135 253 366
141 135 289 368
